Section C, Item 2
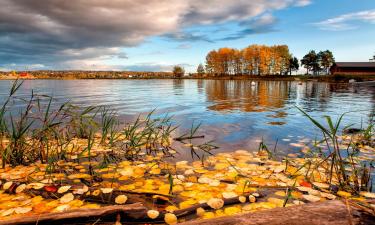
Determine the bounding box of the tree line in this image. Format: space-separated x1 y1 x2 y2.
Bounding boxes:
301 50 335 75
204 45 298 76
177 45 336 77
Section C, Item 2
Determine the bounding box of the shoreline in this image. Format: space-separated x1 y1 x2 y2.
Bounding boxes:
1 74 375 82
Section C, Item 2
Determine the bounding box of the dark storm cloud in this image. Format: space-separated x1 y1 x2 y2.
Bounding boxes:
0 0 311 70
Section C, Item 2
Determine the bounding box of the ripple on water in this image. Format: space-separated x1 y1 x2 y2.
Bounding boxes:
0 79 373 155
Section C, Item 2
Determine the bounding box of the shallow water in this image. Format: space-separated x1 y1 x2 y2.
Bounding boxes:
0 79 374 156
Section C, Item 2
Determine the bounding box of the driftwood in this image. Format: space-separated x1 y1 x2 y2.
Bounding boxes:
25 186 174 209
0 203 147 225
0 192 264 225
179 200 375 225
173 192 263 218
135 191 265 222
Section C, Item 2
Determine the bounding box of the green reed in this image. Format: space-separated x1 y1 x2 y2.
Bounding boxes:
0 80 217 171
296 106 373 193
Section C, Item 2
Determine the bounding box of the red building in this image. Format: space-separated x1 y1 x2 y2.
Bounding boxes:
330 62 375 75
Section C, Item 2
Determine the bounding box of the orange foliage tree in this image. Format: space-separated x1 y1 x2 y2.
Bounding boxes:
205 45 292 76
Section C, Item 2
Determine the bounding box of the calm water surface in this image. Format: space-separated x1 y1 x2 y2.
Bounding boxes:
0 79 374 156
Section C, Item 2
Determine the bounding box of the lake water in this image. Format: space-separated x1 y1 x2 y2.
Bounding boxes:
0 79 374 156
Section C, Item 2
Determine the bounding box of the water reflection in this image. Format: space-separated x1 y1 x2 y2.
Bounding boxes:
202 80 373 123
205 80 289 112
0 79 373 155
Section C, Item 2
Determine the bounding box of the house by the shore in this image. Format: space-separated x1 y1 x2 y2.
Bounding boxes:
330 62 375 75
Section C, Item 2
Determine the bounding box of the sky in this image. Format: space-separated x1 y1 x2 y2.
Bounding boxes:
0 0 374 72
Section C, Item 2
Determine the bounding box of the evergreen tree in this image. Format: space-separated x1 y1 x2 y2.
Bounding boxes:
288 57 299 75
318 50 335 75
301 50 319 75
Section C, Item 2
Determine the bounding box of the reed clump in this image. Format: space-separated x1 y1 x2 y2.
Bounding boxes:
294 106 373 194
0 80 216 170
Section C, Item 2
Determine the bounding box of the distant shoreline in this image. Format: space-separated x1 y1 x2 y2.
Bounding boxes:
1 72 375 82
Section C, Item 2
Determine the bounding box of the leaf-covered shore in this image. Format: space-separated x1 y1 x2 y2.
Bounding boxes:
0 80 374 224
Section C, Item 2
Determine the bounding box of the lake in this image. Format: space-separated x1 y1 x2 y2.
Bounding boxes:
0 79 374 156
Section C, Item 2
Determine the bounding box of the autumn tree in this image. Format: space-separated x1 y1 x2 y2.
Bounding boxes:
173 65 185 78
205 44 292 76
197 63 205 76
205 50 220 75
233 49 243 75
218 47 236 75
318 50 335 75
273 45 291 75
243 45 261 75
258 45 272 75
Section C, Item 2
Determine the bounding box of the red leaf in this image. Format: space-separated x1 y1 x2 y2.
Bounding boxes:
44 185 58 193
300 181 312 188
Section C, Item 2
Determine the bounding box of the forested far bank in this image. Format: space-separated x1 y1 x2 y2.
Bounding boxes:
203 45 335 76
205 45 297 76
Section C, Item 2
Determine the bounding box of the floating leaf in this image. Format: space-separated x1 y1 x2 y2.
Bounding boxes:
92 190 100 196
299 181 312 188
359 192 375 198
302 194 321 202
44 185 58 193
337 191 351 198
224 206 241 215
164 213 178 225
196 207 205 217
15 184 26 193
100 188 113 194
165 205 179 212
57 186 71 194
239 196 246 203
320 192 336 200
55 204 70 212
3 181 13 190
60 193 74 203
147 210 159 219
115 195 128 204
222 192 238 199
73 185 88 195
249 195 256 203
1 208 14 216
207 198 224 209
27 183 45 190
15 207 32 214
313 182 329 189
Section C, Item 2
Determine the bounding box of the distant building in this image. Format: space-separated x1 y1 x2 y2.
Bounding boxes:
330 62 375 75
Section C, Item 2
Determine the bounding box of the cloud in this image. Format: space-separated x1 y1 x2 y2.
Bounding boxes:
295 0 312 7
220 14 278 41
0 0 311 70
176 44 192 49
313 10 375 31
163 31 213 43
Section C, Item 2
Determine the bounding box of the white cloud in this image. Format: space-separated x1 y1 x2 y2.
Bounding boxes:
0 0 311 70
314 10 375 31
295 0 312 7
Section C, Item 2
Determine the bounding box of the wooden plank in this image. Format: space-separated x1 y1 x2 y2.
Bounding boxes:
0 203 147 225
179 200 375 225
